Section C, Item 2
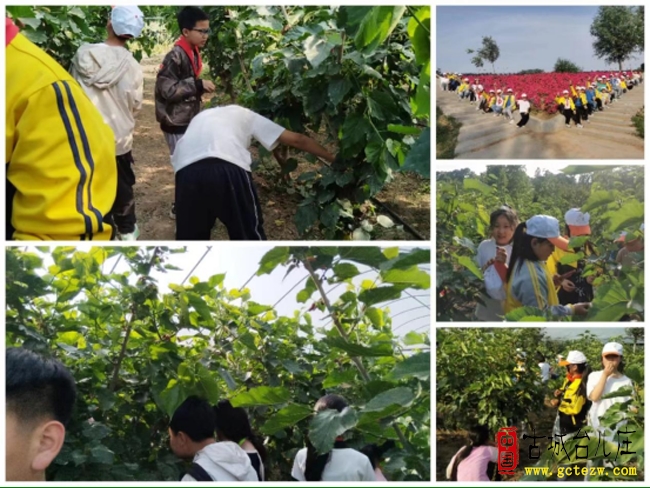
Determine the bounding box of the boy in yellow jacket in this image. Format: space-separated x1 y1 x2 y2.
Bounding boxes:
555 90 581 128
6 18 116 240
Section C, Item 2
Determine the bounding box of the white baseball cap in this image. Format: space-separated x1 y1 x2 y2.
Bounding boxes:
497 89 502 93
111 5 145 39
489 89 495 93
521 93 527 98
526 215 560 239
559 350 587 366
563 90 569 94
602 342 624 356
507 88 513 92
565 208 591 235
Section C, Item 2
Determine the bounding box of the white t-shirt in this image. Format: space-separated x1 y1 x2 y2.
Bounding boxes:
171 105 285 174
291 447 376 481
517 100 531 113
539 362 551 382
586 371 633 440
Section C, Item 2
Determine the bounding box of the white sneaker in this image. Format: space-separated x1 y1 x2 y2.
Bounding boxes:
119 225 140 241
566 124 571 128
509 120 515 124
577 124 583 128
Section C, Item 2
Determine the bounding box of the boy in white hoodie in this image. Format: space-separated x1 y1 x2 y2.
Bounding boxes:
169 396 258 482
70 6 144 240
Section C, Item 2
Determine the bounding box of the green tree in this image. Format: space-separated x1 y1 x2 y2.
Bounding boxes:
554 57 581 73
626 327 644 353
467 36 500 73
7 246 431 481
590 6 643 72
518 68 544 74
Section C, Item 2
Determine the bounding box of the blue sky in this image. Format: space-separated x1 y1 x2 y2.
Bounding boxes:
437 6 644 73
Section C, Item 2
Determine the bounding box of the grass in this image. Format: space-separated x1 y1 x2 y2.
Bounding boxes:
436 106 462 159
632 106 644 139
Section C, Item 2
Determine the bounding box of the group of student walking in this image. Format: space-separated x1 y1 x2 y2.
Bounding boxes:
438 71 643 130
475 205 643 321
7 347 392 482
446 341 636 481
7 6 335 242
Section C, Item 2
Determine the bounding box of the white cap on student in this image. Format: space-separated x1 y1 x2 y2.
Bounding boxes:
507 88 513 92
497 89 502 93
111 5 145 38
526 215 560 239
563 90 569 94
602 342 624 356
565 208 591 235
521 93 527 98
559 350 587 366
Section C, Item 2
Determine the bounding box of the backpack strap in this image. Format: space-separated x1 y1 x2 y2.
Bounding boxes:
184 463 213 482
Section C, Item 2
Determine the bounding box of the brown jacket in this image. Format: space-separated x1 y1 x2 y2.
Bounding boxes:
155 45 204 134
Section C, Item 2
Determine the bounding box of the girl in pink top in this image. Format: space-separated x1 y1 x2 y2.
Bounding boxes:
446 426 500 481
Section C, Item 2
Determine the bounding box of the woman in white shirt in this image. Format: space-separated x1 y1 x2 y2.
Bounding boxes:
587 342 634 442
475 206 519 321
291 395 375 481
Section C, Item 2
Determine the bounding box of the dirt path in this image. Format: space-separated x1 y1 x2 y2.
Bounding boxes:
131 56 430 240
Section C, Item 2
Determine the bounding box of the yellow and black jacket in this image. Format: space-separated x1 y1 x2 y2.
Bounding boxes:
557 376 590 434
6 19 116 240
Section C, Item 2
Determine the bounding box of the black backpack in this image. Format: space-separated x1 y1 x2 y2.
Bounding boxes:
180 463 213 482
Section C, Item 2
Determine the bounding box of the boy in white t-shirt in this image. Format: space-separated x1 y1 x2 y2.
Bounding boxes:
171 105 335 240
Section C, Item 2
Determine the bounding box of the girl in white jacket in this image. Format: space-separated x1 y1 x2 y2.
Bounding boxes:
475 206 518 321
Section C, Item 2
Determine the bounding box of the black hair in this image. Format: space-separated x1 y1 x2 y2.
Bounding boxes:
305 395 348 481
506 222 551 283
7 348 77 427
169 396 216 442
535 352 545 363
360 440 395 469
214 400 268 464
570 363 593 398
450 425 490 481
177 6 209 33
489 206 519 232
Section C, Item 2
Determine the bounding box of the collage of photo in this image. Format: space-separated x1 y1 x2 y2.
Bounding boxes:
2 1 647 487
5 3 431 484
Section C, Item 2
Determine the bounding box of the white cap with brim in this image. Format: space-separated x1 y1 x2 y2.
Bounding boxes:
521 93 527 98
602 342 624 356
112 5 145 39
526 215 560 239
559 350 587 366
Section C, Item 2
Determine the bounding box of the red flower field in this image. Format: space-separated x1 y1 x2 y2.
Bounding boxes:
462 72 632 114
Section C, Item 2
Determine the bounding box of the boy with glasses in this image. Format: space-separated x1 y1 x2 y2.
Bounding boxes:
155 6 215 219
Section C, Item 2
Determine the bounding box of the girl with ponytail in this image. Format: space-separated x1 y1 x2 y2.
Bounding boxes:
505 215 591 318
445 425 500 481
214 400 267 481
291 395 375 481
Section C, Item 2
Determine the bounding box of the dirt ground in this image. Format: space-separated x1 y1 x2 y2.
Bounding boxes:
132 56 430 240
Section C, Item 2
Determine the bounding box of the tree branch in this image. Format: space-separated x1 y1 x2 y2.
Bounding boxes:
301 257 412 452
110 247 162 392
